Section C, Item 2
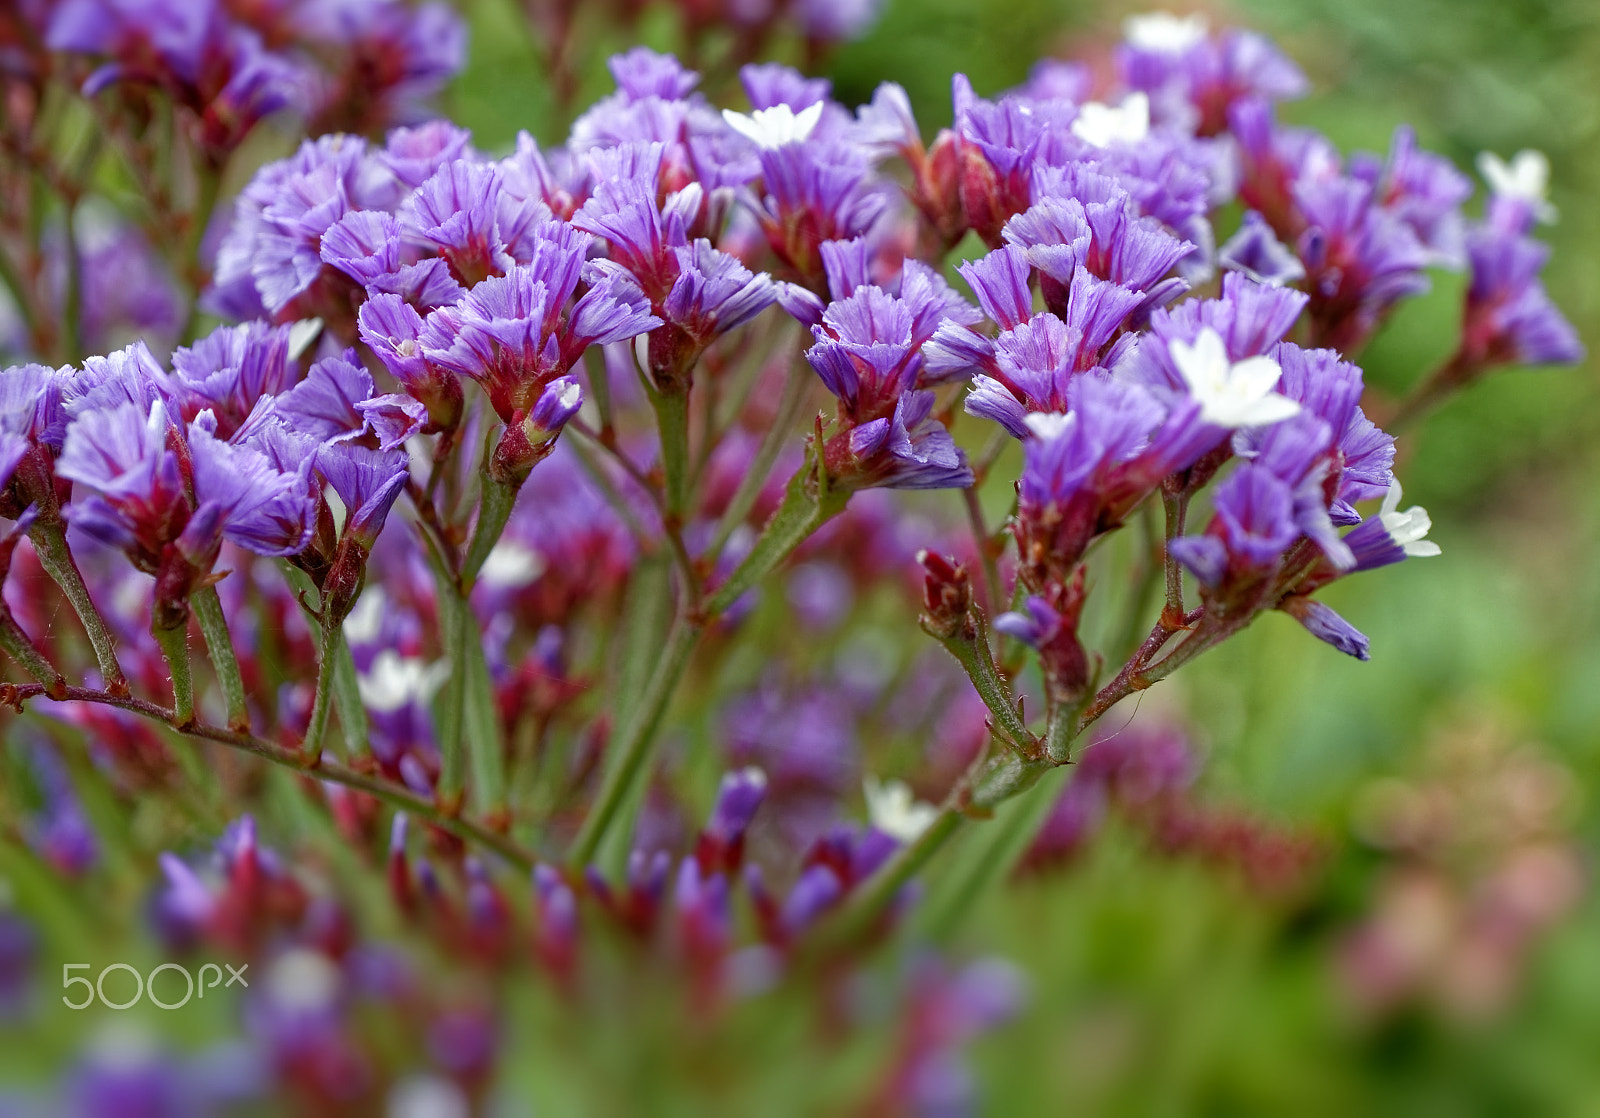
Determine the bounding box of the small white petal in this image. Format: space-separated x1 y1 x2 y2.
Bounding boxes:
1476 149 1557 222
1071 93 1150 148
721 102 825 150
1023 411 1075 440
864 776 939 844
287 318 324 361
1124 11 1209 52
479 540 546 589
357 650 451 713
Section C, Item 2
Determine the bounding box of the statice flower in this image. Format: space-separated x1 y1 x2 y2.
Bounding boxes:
418 220 659 424
1117 12 1308 134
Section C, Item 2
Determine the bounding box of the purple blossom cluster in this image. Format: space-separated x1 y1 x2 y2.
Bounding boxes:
34 0 462 156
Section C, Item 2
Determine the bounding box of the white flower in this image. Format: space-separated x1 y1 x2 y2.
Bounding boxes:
479 539 547 589
265 949 341 1012
721 102 825 150
342 587 387 644
389 1075 470 1118
1476 149 1557 223
1071 93 1150 148
1377 482 1441 557
357 649 450 713
864 775 940 844
1124 11 1209 52
1169 327 1301 428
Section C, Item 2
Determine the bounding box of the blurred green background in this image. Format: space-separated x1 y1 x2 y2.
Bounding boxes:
446 0 1600 1111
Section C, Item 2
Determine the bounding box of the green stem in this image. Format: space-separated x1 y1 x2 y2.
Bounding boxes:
331 636 369 760
566 610 701 868
460 472 519 593
28 518 125 693
932 610 1036 756
0 683 536 870
705 362 811 561
914 764 1073 941
151 620 194 729
191 584 248 731
301 613 342 765
650 385 693 519
0 614 64 695
704 464 847 618
1161 487 1188 621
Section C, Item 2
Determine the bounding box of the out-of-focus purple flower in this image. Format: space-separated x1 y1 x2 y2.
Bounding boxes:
1461 223 1583 369
1117 13 1307 135
300 0 465 135
1352 125 1472 267
1218 210 1305 286
695 767 768 874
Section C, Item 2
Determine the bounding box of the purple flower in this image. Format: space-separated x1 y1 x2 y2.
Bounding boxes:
662 240 778 341
399 159 516 287
379 120 474 191
1169 462 1299 587
1294 174 1433 351
1117 15 1307 135
187 413 317 557
1341 483 1441 573
747 140 888 282
213 135 383 318
1461 223 1583 368
300 0 465 134
312 439 409 549
56 399 188 568
830 390 973 491
419 224 659 422
609 46 699 101
1218 210 1305 286
265 349 424 450
0 362 65 491
1353 125 1472 267
319 209 403 288
1272 342 1394 515
1004 193 1193 316
1279 595 1371 660
169 320 299 438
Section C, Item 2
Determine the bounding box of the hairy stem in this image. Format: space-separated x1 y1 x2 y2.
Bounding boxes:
301 612 343 765
703 463 848 618
151 620 194 729
191 584 248 731
929 609 1037 756
0 613 64 696
28 518 126 694
0 683 535 869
